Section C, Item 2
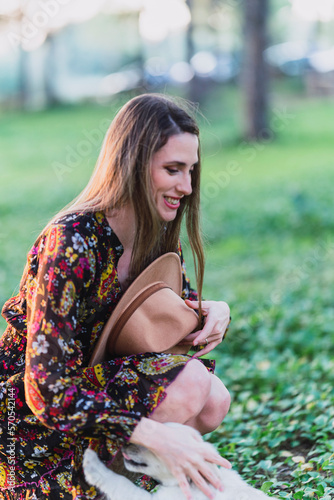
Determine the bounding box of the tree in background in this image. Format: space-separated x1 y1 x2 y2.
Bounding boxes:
242 0 270 140
0 0 271 132
185 0 202 103
186 0 271 140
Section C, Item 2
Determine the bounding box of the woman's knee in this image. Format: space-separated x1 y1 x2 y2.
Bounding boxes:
151 359 212 423
209 376 231 419
193 375 231 434
169 359 212 414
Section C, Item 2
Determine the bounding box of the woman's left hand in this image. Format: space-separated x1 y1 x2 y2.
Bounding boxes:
182 300 231 357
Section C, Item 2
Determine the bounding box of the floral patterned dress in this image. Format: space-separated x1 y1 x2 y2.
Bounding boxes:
0 211 213 499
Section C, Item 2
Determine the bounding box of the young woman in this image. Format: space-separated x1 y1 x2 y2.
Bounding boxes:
0 94 231 500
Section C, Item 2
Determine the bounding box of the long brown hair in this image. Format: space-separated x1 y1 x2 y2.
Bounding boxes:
25 94 205 301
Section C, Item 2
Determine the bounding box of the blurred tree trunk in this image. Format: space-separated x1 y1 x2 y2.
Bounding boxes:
185 0 199 102
242 0 269 140
186 0 195 62
44 33 60 107
185 0 211 104
3 10 31 109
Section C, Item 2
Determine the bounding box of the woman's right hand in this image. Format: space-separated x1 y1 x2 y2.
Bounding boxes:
129 418 231 500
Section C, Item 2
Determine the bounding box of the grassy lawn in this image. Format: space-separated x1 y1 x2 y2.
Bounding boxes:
0 86 333 499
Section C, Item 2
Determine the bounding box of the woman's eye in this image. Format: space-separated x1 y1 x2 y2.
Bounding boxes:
166 167 178 174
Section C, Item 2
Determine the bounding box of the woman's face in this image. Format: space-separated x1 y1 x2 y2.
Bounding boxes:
150 132 199 222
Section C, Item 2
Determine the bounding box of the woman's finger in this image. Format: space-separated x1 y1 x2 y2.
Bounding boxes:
194 318 229 346
199 442 232 470
181 445 230 496
184 299 209 315
191 340 220 358
174 472 193 500
195 463 225 493
193 323 215 346
179 332 201 344
179 332 221 346
187 468 216 499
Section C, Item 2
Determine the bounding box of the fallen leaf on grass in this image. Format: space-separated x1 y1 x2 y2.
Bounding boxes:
300 462 314 471
292 456 305 464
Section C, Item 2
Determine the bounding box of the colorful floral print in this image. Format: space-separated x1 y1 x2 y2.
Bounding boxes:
0 211 212 499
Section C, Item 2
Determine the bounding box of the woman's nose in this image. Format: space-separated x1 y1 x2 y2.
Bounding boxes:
177 173 192 196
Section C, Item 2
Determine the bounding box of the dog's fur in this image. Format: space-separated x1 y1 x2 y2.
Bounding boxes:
83 424 277 500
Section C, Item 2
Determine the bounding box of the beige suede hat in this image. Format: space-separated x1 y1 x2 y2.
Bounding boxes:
88 252 200 366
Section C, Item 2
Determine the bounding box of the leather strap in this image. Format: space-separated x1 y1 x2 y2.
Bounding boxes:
109 282 169 351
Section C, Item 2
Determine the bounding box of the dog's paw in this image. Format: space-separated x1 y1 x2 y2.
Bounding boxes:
83 448 107 488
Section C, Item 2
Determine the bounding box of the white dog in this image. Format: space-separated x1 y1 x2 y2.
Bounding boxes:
83 425 277 500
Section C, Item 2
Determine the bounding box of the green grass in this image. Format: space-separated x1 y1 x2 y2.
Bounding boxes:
196 90 334 499
1 86 333 499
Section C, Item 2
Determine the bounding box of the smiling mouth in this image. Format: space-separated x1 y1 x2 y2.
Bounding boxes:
164 196 181 208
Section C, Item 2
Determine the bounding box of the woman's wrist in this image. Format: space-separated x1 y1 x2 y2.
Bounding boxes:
129 417 162 450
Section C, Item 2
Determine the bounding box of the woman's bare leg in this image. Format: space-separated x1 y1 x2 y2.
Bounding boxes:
150 359 230 434
186 375 230 434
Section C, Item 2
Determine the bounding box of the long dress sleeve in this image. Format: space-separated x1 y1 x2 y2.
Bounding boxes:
24 222 141 442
